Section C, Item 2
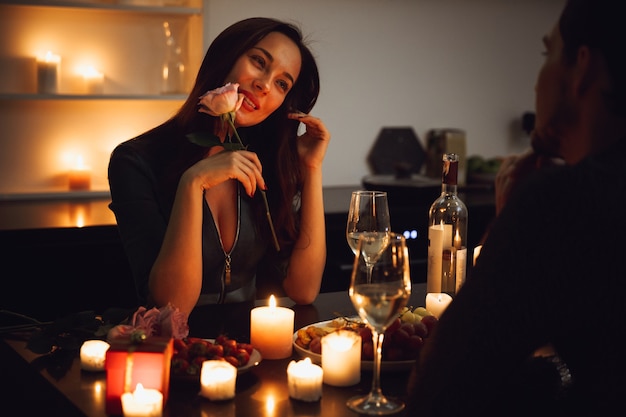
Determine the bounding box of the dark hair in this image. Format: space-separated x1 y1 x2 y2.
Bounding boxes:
559 0 626 115
171 17 320 248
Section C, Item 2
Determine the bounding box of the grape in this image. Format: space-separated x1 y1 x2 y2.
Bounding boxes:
420 315 439 335
413 321 428 338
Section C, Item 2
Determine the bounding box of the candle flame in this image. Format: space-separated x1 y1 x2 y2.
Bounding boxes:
269 294 276 308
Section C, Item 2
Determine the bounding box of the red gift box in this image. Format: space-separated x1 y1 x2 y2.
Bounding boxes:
105 336 173 415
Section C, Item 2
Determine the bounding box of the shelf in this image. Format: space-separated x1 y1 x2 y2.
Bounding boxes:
0 190 111 201
0 93 187 100
0 0 201 14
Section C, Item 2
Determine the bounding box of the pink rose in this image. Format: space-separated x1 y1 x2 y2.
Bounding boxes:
198 82 244 117
158 304 189 339
106 324 135 342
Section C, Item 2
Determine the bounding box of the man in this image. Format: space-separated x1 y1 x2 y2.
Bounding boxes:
407 0 626 415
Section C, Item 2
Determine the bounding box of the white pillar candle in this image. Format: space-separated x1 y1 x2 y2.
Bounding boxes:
425 293 453 318
80 340 110 371
427 224 444 293
321 330 361 387
250 295 294 359
287 357 323 402
121 383 163 417
36 51 60 94
200 360 237 401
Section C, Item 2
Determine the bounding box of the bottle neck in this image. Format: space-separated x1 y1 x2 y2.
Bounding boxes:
442 183 458 196
441 157 459 195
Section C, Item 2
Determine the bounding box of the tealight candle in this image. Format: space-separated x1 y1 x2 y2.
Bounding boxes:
82 66 104 95
425 292 453 318
250 295 294 359
200 360 237 401
321 330 361 387
121 383 163 417
80 340 110 371
37 51 61 94
287 357 323 402
68 155 91 191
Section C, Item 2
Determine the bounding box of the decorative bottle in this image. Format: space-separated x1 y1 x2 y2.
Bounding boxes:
161 21 185 94
427 153 468 296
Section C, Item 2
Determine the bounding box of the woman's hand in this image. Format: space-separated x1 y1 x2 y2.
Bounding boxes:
288 111 331 170
185 148 266 197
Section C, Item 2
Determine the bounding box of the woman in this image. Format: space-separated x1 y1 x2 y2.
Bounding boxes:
108 18 330 318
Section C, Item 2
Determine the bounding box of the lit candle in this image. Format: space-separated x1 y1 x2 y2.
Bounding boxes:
473 245 483 266
37 51 61 94
69 155 91 191
287 357 323 402
200 360 237 401
82 66 104 95
250 295 294 359
321 330 361 387
425 293 453 318
80 340 110 371
120 383 163 417
454 229 462 249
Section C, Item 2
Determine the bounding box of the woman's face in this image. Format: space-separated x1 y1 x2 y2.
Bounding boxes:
225 31 302 127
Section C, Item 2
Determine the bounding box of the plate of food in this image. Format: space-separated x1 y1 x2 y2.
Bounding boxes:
171 336 262 381
292 307 439 372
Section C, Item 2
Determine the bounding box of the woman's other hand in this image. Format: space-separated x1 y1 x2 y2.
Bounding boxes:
288 111 330 171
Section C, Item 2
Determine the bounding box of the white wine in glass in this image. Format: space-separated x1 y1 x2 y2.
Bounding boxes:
346 190 391 278
348 232 411 415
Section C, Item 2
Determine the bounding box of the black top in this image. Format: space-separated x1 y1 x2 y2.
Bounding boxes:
108 121 286 307
408 138 626 417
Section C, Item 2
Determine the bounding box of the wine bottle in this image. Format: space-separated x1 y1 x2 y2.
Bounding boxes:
427 153 468 296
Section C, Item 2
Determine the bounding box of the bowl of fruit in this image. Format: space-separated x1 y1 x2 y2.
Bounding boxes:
293 306 438 372
170 335 261 382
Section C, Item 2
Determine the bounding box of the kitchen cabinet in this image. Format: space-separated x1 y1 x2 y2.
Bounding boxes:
0 0 204 196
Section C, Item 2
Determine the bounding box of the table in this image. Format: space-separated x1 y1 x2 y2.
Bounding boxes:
1 286 429 417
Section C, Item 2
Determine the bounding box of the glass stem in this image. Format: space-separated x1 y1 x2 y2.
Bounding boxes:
370 329 385 400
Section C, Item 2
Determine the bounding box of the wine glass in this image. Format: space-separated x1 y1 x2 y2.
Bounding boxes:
346 190 391 282
347 232 411 415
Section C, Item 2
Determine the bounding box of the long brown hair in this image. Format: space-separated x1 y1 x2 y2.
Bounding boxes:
169 17 320 250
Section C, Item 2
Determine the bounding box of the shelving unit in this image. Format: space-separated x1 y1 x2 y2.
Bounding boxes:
0 0 204 197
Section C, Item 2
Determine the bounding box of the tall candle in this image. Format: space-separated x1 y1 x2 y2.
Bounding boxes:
37 51 60 94
425 293 453 318
200 360 237 401
287 357 323 402
120 383 163 417
250 295 294 359
321 330 361 387
80 340 110 371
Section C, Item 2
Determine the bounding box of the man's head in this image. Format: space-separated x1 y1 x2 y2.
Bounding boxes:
532 0 626 163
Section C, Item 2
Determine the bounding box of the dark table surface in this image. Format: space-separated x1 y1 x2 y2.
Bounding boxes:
1 285 429 417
